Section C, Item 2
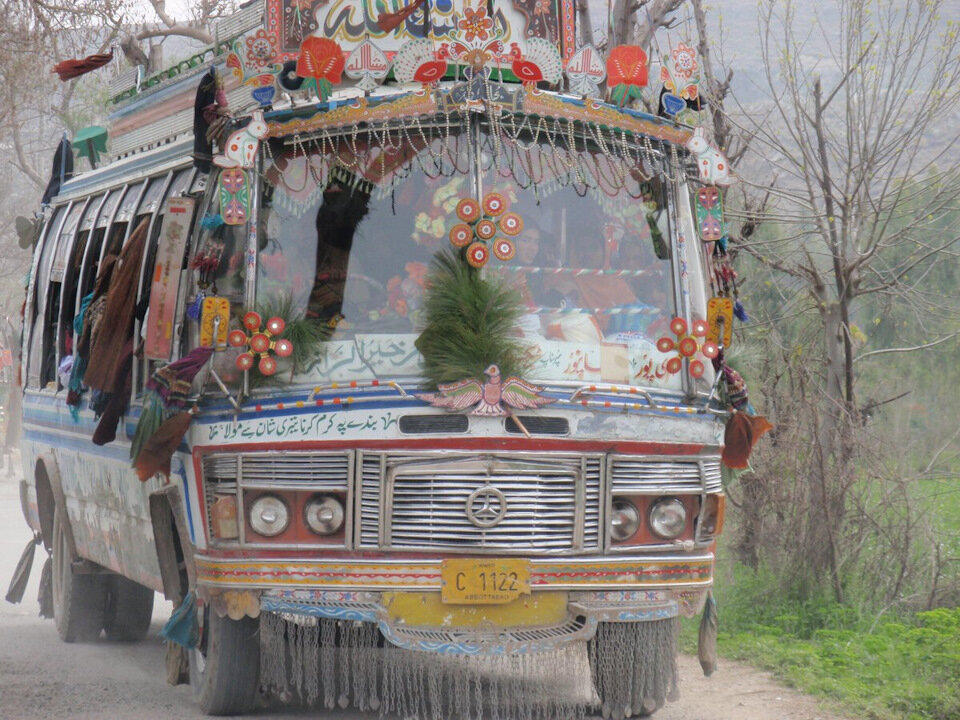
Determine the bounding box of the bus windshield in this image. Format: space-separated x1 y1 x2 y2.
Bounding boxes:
257 125 701 391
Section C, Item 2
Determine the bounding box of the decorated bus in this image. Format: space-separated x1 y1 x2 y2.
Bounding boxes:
11 1 765 717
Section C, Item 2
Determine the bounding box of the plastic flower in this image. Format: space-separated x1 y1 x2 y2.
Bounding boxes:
458 6 493 42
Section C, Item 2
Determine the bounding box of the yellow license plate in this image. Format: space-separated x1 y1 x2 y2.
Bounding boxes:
441 558 531 605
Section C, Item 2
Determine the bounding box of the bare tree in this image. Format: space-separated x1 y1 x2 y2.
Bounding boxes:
687 0 960 603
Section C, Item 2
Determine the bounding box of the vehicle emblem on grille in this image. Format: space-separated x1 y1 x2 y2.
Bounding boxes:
465 486 507 528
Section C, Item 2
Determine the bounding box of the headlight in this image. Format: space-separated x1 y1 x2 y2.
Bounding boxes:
249 495 290 537
649 497 687 539
609 499 641 542
304 495 345 536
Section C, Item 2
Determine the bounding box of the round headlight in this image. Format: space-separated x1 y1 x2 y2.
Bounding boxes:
304 495 345 536
249 495 290 537
610 499 641 542
649 497 687 539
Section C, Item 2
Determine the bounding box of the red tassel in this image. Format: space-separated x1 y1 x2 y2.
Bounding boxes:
377 0 427 32
135 411 193 482
721 412 772 469
52 51 114 81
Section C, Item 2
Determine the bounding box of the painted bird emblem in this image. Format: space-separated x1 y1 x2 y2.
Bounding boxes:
418 364 555 416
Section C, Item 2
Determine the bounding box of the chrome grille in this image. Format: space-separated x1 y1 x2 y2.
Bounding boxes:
237 452 350 490
359 453 602 554
584 457 602 549
609 457 722 494
359 454 383 547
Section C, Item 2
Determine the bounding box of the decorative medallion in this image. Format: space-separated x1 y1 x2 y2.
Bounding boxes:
707 297 734 347
392 38 450 85
228 311 295 376
296 36 345 100
508 37 563 86
656 317 719 378
465 485 508 528
217 169 250 226
344 39 389 92
685 127 734 185
225 38 279 107
213 110 269 170
565 43 605 97
417 364 556 416
661 42 700 101
607 45 649 107
695 185 726 242
448 192 523 268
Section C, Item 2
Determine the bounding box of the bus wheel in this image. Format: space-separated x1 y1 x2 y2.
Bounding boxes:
587 619 678 718
52 505 107 642
103 575 155 641
190 604 260 715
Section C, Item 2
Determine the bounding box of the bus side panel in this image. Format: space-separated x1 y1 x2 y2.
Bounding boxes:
22 392 165 593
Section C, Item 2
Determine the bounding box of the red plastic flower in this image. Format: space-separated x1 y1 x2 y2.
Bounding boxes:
607 45 649 88
458 6 493 42
297 36 345 85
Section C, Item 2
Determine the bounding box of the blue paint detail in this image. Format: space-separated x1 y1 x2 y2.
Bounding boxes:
261 598 378 622
23 427 132 462
170 457 195 545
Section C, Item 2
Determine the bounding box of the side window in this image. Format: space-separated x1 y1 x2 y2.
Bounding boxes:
27 205 66 388
41 202 84 388
102 180 145 262
76 187 123 304
191 169 248 306
59 195 104 359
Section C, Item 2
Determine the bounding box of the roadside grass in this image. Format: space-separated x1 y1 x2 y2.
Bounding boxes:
680 473 960 720
681 575 960 720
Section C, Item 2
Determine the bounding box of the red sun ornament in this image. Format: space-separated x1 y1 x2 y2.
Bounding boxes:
607 45 649 107
657 316 719 378
297 36 345 101
448 192 526 267
228 311 296 376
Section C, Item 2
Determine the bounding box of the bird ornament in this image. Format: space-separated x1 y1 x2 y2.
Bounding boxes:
417 364 555 417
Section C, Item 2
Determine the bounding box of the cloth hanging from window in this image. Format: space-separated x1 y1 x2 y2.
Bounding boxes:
85 218 149 393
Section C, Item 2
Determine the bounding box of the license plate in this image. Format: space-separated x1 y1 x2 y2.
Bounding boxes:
441 558 531 605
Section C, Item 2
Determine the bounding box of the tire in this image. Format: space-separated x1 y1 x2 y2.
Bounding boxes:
103 575 155 642
52 505 107 642
190 605 260 715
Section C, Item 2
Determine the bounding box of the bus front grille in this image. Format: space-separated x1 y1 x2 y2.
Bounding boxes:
358 453 602 554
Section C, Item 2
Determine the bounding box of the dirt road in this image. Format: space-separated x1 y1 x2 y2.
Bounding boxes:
0 468 851 720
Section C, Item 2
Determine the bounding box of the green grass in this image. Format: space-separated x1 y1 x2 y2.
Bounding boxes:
681 566 960 720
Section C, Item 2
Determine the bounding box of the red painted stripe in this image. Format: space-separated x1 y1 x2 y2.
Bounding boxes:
193 437 709 457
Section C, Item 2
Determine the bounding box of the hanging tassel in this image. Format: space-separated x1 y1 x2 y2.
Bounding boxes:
130 391 165 468
135 411 193 482
698 591 719 676
161 591 199 649
721 411 773 469
52 50 114 81
733 299 748 322
186 289 206 320
200 213 224 232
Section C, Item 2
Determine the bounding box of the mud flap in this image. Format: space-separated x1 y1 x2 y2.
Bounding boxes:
5 534 40 604
37 556 53 618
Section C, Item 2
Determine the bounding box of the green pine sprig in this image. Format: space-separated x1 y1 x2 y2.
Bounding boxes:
416 249 531 387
